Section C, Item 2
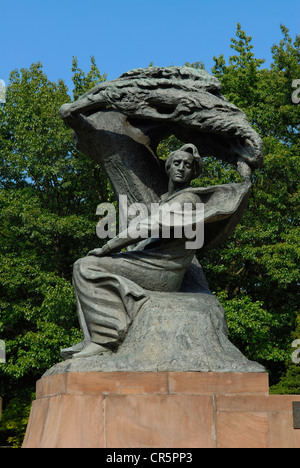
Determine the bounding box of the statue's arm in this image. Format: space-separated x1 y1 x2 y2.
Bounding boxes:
237 158 253 180
88 193 200 257
88 216 154 257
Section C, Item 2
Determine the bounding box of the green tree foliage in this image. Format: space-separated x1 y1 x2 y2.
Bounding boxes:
207 24 299 384
71 56 107 101
0 58 112 446
270 315 300 394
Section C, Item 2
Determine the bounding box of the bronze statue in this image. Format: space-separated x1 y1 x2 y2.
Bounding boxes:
45 67 266 375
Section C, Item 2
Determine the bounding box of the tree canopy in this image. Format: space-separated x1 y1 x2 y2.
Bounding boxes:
0 57 113 446
206 24 299 379
0 24 299 446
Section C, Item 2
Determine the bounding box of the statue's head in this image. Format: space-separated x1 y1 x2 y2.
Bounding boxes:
165 144 202 186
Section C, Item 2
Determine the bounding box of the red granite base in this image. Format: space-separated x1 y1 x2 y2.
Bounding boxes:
22 372 300 448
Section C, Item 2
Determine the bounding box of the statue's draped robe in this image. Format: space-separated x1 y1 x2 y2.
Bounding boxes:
72 181 250 348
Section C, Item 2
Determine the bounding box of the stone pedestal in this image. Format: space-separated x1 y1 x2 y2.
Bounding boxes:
22 372 300 448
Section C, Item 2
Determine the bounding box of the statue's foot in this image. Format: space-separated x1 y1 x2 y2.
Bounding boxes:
72 342 111 358
60 340 85 360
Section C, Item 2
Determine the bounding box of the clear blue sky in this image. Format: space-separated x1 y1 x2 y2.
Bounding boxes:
1 0 299 93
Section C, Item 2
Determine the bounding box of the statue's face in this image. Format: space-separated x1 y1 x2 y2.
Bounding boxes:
168 152 194 185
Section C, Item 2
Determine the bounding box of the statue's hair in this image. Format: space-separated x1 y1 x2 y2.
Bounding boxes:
165 144 202 179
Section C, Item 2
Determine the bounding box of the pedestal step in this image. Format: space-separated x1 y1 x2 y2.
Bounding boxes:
22 372 300 448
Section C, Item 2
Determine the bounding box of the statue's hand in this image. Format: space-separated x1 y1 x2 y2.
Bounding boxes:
88 244 111 257
237 158 252 180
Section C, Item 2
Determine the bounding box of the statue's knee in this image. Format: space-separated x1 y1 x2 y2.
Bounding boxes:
73 256 101 277
73 257 86 275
